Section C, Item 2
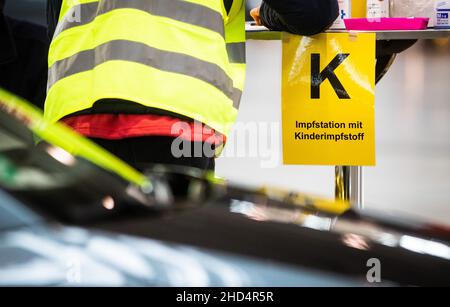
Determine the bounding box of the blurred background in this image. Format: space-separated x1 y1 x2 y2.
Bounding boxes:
4 0 450 224
4 0 46 25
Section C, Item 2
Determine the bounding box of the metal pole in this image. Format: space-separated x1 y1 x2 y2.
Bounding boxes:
335 166 364 209
335 166 349 202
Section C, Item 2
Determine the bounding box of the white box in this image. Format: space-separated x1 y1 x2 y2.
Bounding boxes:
367 0 390 18
331 0 352 29
434 0 450 28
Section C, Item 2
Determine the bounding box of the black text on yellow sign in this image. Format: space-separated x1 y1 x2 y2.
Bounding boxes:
282 32 376 166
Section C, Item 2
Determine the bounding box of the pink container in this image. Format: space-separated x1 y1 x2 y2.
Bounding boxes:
344 18 429 31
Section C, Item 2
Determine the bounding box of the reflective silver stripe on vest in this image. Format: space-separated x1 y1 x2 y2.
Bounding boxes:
48 39 241 107
226 42 246 64
231 88 242 109
54 0 225 39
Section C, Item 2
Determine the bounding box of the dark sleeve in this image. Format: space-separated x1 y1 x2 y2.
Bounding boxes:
0 17 49 109
47 0 62 38
260 0 339 36
0 0 16 64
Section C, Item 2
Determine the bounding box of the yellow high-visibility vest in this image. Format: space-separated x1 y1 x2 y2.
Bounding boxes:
45 0 246 137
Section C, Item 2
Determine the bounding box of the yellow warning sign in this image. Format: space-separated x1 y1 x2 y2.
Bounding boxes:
282 32 376 166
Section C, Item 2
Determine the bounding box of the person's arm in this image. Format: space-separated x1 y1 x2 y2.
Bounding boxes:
0 0 16 64
0 0 49 108
47 0 62 38
253 0 339 36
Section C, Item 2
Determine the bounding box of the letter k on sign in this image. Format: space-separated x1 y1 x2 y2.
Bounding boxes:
311 53 350 99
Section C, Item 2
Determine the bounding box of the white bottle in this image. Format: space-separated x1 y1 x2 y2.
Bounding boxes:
331 0 352 29
434 0 450 28
367 0 390 19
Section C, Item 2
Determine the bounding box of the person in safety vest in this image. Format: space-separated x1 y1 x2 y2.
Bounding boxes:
45 0 338 171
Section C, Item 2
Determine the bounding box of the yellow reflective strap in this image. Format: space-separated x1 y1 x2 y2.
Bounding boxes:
226 0 243 24
55 0 225 40
225 0 245 44
0 88 149 188
220 0 229 25
59 0 224 23
48 40 236 103
45 61 238 136
49 11 229 76
224 1 246 98
229 63 246 91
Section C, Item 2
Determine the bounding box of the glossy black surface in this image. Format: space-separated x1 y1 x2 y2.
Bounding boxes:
0 107 449 286
88 173 450 286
